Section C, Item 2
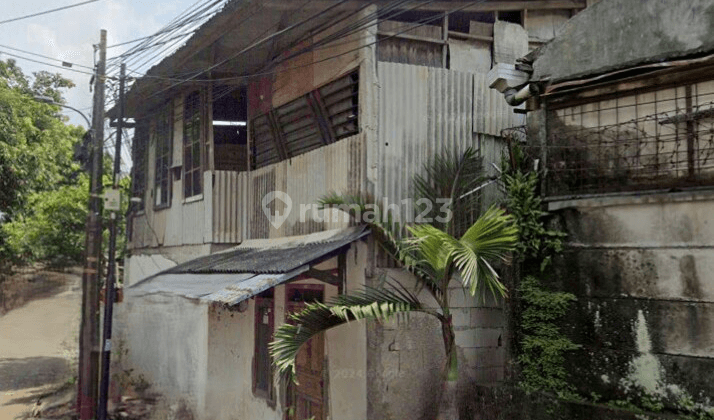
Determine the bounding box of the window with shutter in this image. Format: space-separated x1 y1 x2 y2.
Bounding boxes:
249 70 359 169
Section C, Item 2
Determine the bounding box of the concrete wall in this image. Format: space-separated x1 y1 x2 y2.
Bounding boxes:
366 267 507 420
325 240 368 420
142 241 370 420
204 297 283 420
120 292 209 418
533 0 714 81
547 192 714 411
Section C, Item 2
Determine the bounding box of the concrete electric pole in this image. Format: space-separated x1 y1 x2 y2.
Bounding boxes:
97 62 125 420
78 28 106 420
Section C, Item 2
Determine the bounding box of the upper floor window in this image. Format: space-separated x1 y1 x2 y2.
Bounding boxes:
154 103 172 208
130 119 149 212
183 91 202 198
250 70 359 169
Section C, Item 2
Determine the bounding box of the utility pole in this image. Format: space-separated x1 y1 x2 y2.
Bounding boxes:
78 28 106 420
98 62 124 420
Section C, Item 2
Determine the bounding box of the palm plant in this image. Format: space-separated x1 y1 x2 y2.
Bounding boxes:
269 148 518 420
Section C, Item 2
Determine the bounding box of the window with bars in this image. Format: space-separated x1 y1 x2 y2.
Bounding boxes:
545 79 714 196
250 70 359 169
153 103 173 208
183 91 202 198
130 119 149 212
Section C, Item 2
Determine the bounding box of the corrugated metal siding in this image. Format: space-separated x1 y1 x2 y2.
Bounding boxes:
249 166 275 240
478 134 508 211
377 62 475 221
212 170 246 244
473 72 525 137
247 133 365 239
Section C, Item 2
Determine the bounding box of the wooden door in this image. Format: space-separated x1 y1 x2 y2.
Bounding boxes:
286 285 325 420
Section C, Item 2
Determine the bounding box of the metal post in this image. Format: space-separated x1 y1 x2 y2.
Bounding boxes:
97 63 124 420
78 28 106 420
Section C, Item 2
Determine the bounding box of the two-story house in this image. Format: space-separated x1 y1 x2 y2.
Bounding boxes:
114 1 587 419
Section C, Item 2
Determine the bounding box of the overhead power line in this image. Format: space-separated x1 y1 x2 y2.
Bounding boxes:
0 43 94 70
0 0 102 25
0 49 97 77
150 0 355 98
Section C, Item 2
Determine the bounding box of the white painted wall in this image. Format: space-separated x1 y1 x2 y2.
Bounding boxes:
121 293 209 418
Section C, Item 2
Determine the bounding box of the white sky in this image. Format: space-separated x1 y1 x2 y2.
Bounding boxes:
0 0 205 169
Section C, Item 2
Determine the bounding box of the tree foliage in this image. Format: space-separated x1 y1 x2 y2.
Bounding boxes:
0 59 86 265
271 148 518 406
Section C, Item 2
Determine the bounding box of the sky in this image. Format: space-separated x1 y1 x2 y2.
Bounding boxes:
0 0 210 168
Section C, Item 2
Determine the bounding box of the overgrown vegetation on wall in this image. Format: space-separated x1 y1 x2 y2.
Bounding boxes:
502 145 579 398
502 143 714 419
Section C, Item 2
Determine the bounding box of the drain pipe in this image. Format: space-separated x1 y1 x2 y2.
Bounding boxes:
503 83 540 106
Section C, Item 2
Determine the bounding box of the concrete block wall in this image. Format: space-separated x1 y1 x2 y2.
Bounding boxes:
547 192 714 411
366 268 508 420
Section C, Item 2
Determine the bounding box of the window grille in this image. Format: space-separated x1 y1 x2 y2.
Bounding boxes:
318 71 359 140
153 103 172 208
249 70 359 169
183 91 202 198
545 80 714 196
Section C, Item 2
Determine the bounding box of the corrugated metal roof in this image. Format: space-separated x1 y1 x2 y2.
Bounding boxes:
127 226 368 305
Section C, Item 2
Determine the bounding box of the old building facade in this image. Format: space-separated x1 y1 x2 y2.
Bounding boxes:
116 1 587 419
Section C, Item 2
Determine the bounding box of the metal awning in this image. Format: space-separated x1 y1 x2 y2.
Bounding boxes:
127 226 369 306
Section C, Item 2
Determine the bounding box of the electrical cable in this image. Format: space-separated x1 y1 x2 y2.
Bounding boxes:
0 49 98 77
114 0 488 122
0 43 95 70
149 0 355 98
106 0 225 70
111 0 257 79
0 0 101 25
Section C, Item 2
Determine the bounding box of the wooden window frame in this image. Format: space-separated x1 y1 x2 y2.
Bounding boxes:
252 292 275 403
153 103 173 210
131 119 149 213
183 91 202 199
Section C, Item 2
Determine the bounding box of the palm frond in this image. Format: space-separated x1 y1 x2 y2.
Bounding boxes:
412 147 486 237
455 206 518 297
406 207 517 300
319 191 444 300
270 282 437 384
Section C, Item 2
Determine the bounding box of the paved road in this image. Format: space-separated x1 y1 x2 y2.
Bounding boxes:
0 271 81 419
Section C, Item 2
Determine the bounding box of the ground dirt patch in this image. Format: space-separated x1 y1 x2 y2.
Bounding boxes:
0 266 81 420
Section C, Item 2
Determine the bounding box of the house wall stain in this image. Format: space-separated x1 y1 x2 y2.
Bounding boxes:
548 194 714 412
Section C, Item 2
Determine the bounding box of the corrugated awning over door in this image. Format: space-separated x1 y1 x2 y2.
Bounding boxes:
127 226 369 305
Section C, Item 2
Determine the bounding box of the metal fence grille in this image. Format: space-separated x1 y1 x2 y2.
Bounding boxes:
546 80 714 196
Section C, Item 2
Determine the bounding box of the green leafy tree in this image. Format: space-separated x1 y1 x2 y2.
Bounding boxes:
0 59 85 265
3 175 88 265
270 148 518 420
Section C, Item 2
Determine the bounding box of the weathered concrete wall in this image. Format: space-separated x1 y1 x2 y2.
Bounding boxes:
128 243 368 420
548 192 714 410
205 297 283 420
465 385 677 420
533 0 714 81
325 241 368 420
120 293 209 418
366 267 507 420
